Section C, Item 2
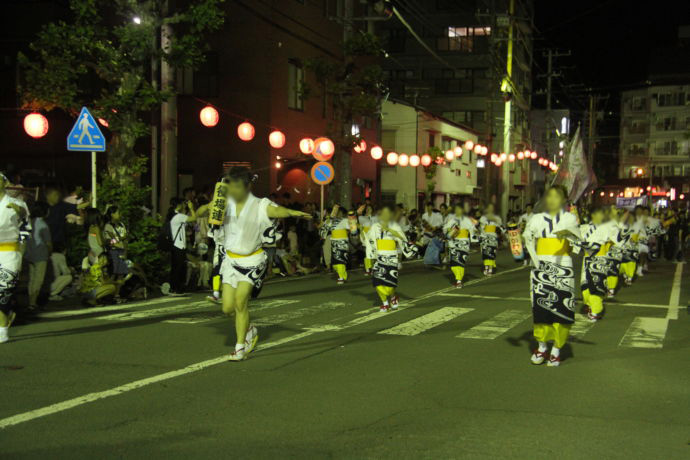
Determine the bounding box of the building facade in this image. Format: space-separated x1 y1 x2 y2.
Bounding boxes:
379 99 478 210
377 0 536 211
618 85 690 181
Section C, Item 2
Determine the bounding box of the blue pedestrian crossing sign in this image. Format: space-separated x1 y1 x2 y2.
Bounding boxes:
67 107 106 152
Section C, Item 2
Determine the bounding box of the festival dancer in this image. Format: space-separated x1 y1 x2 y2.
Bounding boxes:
479 203 503 275
219 167 312 361
443 203 475 288
634 206 650 277
368 205 418 312
0 173 30 344
357 204 377 276
523 186 581 367
578 207 619 322
619 211 644 286
322 205 357 284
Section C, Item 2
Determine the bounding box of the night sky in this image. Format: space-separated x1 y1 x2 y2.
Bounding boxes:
533 0 689 106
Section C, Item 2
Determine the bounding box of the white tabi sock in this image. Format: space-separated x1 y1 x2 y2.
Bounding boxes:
550 347 561 357
0 326 8 343
213 291 220 298
235 342 245 352
537 342 548 353
382 300 389 306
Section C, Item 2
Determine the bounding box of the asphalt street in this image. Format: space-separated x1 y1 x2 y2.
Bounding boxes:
0 250 688 459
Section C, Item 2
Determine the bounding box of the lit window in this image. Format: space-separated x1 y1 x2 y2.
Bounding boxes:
441 27 491 52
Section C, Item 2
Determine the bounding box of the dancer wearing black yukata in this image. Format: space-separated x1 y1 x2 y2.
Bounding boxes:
523 186 581 367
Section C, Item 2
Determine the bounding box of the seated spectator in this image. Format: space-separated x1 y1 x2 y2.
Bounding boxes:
49 243 73 301
79 254 121 306
103 205 129 280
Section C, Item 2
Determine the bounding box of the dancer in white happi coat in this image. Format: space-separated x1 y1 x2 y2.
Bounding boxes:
523 186 581 367
479 203 503 275
0 173 30 344
443 203 476 288
220 167 312 361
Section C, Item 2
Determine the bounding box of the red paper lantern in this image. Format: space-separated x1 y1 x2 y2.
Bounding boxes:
420 154 432 167
237 122 255 141
386 152 399 165
269 130 286 149
97 118 109 128
517 151 524 160
313 137 335 161
445 149 455 161
354 139 367 153
464 140 474 150
500 153 507 162
474 144 482 154
530 151 537 160
508 153 516 162
409 154 420 167
454 146 463 157
299 138 314 155
199 106 219 127
398 153 409 167
370 145 383 160
23 113 49 138
480 146 488 155
495 159 503 167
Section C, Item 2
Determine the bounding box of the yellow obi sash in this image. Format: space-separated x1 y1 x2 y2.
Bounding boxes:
536 238 570 256
376 239 396 251
0 242 20 252
631 234 639 242
226 248 263 258
484 225 496 233
597 242 612 256
362 226 371 234
455 229 470 239
331 229 348 239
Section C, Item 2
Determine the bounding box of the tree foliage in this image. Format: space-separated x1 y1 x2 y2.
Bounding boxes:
302 32 386 207
19 0 224 181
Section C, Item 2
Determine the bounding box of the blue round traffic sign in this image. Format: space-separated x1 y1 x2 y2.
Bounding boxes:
311 161 335 185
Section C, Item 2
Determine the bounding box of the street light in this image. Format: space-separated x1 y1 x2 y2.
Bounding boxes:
133 16 142 25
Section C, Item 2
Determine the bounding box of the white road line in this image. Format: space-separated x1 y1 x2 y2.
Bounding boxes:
379 307 473 336
618 317 669 349
667 263 683 320
38 296 191 319
438 293 674 310
570 313 597 339
456 309 530 340
439 293 527 302
164 299 301 324
0 264 526 430
99 301 210 321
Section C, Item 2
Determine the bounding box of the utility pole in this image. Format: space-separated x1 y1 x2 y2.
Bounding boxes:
499 0 515 219
335 0 354 209
160 0 177 213
540 49 569 161
151 23 160 215
587 94 597 165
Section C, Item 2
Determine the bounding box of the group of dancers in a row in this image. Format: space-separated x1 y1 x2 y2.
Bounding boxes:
0 168 663 367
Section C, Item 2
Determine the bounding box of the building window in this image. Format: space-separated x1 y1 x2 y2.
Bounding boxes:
288 59 304 111
438 26 491 52
428 132 436 148
657 92 685 107
656 140 678 156
630 96 645 111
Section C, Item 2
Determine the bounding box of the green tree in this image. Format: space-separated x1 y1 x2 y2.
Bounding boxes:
303 33 386 209
19 0 224 182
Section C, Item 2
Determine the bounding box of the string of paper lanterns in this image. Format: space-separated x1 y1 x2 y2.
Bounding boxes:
194 103 559 172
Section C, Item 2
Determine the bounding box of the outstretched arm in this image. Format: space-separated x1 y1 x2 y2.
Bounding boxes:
267 206 312 220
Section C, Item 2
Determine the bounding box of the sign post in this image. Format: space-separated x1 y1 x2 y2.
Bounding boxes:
311 161 335 221
67 107 106 208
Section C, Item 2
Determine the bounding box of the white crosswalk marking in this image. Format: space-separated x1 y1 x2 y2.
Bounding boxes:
570 313 597 338
619 317 669 348
379 307 473 336
456 309 530 340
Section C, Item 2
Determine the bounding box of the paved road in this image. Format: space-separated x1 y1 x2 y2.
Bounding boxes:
1 251 688 459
